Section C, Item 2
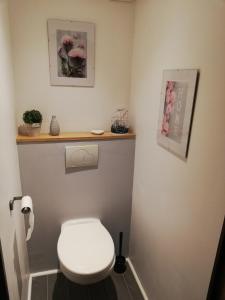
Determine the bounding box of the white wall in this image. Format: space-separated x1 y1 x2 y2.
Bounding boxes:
129 0 225 299
0 1 30 300
9 0 134 132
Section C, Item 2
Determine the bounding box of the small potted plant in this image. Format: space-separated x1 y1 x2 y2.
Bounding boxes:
18 110 43 136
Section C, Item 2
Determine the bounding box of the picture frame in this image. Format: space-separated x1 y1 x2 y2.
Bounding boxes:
47 19 95 87
157 69 198 159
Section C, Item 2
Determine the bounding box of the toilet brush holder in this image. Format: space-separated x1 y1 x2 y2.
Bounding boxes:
114 232 126 273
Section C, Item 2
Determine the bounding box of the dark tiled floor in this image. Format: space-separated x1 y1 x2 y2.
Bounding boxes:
31 264 144 300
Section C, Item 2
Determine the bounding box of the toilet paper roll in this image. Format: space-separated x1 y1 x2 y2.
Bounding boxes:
21 196 34 241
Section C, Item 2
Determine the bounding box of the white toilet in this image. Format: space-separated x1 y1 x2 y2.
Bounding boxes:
57 218 115 285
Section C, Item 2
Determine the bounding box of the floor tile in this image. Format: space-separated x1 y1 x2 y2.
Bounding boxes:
31 276 47 300
88 278 109 300
33 269 143 300
68 279 91 300
104 276 120 300
111 271 131 300
47 273 69 300
124 264 144 300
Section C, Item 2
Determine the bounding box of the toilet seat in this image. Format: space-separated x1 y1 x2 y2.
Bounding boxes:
57 219 115 284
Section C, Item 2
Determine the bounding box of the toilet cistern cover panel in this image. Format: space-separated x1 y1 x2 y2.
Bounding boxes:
57 222 115 275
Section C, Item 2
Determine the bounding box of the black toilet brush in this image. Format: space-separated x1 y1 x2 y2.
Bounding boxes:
114 232 126 273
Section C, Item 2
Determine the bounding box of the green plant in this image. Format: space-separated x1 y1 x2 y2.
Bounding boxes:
23 110 43 124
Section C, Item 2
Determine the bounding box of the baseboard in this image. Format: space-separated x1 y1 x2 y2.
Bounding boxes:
21 274 29 300
31 269 60 278
126 258 149 300
27 274 32 300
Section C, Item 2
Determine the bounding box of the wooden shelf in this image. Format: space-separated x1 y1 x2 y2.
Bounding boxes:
16 131 136 143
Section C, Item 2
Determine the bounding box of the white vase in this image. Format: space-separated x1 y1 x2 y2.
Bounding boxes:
50 116 60 136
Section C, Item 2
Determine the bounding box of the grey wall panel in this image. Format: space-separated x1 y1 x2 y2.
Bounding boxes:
18 140 135 272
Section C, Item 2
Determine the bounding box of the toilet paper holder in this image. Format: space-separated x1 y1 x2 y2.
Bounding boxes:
9 196 31 214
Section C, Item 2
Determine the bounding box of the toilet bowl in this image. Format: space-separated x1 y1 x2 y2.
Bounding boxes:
57 218 115 285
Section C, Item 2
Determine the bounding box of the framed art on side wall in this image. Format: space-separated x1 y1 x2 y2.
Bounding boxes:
157 69 199 159
48 19 95 87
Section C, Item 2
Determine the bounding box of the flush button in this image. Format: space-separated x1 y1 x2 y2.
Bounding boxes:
65 145 99 169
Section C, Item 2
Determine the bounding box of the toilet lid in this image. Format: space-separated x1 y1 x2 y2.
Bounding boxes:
57 221 115 275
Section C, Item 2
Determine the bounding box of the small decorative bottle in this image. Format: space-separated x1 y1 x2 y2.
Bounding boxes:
49 115 60 136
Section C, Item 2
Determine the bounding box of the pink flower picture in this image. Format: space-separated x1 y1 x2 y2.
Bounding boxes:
48 19 95 87
161 81 176 136
57 30 87 78
157 69 198 159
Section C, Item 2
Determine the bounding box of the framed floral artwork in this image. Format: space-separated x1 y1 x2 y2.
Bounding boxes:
47 19 95 87
157 69 198 159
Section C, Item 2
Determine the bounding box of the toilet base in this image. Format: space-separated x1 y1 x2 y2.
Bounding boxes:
59 256 115 285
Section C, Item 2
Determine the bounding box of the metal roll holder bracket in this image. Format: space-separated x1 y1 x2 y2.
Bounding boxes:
9 196 31 214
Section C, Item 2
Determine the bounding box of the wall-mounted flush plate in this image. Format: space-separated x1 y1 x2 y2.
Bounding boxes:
65 145 99 169
110 0 135 2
